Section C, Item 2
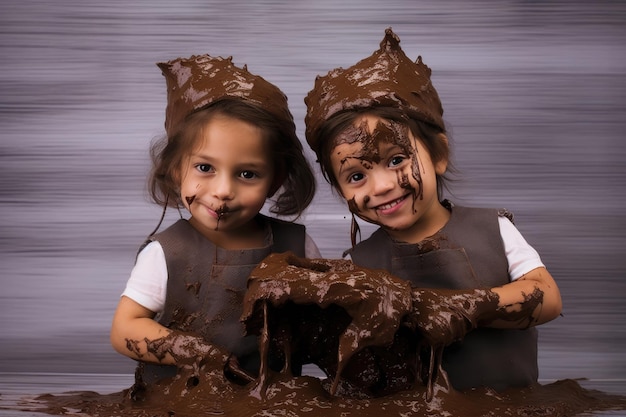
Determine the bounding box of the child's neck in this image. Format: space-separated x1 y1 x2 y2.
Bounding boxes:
386 202 451 244
189 217 267 250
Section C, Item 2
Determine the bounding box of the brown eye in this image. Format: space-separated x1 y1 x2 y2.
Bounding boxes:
196 164 213 173
349 172 365 183
240 170 257 180
389 156 406 167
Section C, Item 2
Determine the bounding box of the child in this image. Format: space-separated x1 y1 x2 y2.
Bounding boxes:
303 28 562 393
110 54 319 387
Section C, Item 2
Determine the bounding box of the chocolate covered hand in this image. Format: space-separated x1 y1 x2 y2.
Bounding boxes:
409 288 500 347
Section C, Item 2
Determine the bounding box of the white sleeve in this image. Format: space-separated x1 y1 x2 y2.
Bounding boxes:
121 241 168 313
498 216 545 281
304 232 322 258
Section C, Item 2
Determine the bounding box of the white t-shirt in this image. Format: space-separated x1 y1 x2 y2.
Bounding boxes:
497 216 544 280
122 219 543 314
122 233 321 313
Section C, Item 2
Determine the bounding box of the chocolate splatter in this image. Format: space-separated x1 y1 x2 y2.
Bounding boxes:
130 331 228 367
185 194 196 206
336 119 423 227
18 372 626 417
124 338 144 359
242 252 413 397
185 281 201 295
485 286 545 329
214 204 229 230
215 204 229 220
14 255 626 417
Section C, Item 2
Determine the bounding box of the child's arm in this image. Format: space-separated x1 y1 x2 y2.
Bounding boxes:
110 296 226 366
410 267 562 348
490 266 562 328
111 295 172 364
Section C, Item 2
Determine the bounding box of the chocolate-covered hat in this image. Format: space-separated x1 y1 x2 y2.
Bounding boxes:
158 54 295 138
304 28 445 155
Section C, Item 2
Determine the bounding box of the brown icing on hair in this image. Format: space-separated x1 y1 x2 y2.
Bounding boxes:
305 27 445 156
158 54 294 138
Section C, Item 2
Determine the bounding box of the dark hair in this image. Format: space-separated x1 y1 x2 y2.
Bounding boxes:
314 107 453 200
148 99 316 218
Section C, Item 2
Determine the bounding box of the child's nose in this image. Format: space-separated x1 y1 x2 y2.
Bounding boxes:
371 170 395 195
213 175 235 200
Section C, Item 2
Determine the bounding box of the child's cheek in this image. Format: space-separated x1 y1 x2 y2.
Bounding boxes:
182 182 201 210
347 196 361 215
346 194 372 218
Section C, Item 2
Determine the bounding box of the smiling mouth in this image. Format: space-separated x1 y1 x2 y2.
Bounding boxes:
375 195 406 211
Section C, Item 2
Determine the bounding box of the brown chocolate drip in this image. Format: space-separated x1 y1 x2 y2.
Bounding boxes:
423 346 453 401
390 120 424 212
215 204 229 220
241 252 413 396
410 143 424 210
249 301 270 400
347 197 359 216
334 119 405 165
185 195 196 206
24 252 626 415
213 204 229 230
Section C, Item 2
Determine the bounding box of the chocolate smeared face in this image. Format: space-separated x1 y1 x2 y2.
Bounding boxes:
330 115 445 242
179 115 274 238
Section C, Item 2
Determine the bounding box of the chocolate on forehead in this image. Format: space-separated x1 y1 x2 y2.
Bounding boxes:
158 54 295 138
305 28 445 155
335 119 410 164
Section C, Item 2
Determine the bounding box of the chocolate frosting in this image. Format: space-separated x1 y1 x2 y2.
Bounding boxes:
304 27 445 155
157 54 296 138
241 252 413 394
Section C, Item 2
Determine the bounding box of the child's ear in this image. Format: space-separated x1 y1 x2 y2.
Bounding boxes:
434 133 449 175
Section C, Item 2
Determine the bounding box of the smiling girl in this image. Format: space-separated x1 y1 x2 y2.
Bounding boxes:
110 54 318 388
304 28 562 394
